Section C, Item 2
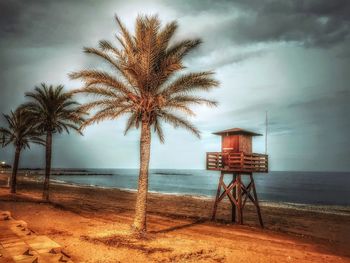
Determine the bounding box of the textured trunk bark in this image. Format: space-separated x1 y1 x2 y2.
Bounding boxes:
10 146 21 194
43 131 52 201
132 120 151 236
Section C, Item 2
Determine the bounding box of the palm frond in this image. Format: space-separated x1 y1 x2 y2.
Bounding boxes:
124 112 139 135
159 110 200 138
81 106 131 130
164 103 196 116
166 39 202 60
162 72 219 95
157 21 178 52
115 15 136 52
168 95 218 107
78 97 129 112
70 70 131 95
82 47 122 71
71 86 120 98
99 40 122 57
153 118 165 143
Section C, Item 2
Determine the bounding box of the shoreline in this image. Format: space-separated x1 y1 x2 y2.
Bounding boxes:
28 176 350 216
2 173 350 216
52 181 350 216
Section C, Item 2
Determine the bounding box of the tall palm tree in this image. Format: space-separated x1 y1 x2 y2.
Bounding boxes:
0 108 44 193
21 84 85 201
70 15 219 236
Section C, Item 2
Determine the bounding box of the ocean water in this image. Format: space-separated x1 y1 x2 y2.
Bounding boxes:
51 169 350 206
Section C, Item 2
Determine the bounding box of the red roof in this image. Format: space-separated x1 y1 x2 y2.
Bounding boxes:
213 128 262 136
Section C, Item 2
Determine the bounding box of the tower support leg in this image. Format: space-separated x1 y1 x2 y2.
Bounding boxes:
231 174 236 222
211 172 224 220
237 174 243 224
250 174 264 228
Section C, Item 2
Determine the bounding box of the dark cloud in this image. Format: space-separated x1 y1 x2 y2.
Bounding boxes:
210 50 266 68
209 0 350 47
287 88 350 110
231 14 349 47
0 0 350 171
164 0 350 68
0 1 22 35
1 0 349 49
0 0 112 48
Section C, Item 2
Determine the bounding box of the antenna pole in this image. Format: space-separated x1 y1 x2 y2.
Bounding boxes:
265 111 268 154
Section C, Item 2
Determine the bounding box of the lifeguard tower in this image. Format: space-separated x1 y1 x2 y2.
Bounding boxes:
206 128 268 227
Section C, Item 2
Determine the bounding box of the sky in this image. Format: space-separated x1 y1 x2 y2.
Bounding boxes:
0 0 349 171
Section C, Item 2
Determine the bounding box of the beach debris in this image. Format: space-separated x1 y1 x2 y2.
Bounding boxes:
1 211 11 220
59 255 69 262
49 248 58 254
3 215 10 221
23 248 34 256
16 220 28 228
61 250 71 258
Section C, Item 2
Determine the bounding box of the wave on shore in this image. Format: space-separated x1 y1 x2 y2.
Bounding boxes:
2 169 350 208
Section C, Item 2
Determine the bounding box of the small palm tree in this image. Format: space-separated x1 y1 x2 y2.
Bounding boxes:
21 84 85 201
0 108 44 193
71 15 219 236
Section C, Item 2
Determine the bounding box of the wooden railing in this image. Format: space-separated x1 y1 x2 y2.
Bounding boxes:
206 152 268 173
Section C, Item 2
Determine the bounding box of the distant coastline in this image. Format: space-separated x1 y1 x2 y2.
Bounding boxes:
6 169 114 176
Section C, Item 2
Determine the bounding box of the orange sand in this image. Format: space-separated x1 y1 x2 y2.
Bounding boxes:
0 174 349 263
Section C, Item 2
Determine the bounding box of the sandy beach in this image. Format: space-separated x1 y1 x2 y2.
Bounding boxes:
0 173 349 263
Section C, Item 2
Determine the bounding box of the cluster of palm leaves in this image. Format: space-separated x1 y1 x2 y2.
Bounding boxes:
0 84 85 199
1 15 219 236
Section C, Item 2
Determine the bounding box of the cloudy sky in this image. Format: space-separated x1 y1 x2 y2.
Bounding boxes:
0 0 349 171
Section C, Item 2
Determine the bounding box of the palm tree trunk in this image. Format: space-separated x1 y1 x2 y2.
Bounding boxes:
132 119 151 236
43 130 52 201
10 145 21 194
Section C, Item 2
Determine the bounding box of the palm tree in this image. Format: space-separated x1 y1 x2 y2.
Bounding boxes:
0 108 44 194
70 15 219 236
21 84 85 201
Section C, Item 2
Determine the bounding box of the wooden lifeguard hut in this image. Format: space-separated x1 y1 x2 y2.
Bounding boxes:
206 128 268 227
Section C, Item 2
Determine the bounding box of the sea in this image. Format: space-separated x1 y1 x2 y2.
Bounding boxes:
42 169 350 206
